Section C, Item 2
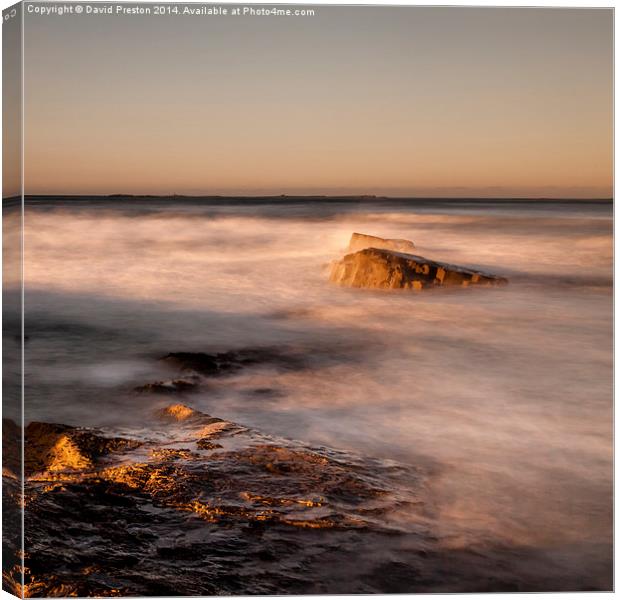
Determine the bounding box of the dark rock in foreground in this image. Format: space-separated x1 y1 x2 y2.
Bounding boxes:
330 248 508 290
6 405 430 597
347 232 416 254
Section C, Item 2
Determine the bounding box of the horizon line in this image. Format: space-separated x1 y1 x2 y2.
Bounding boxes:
14 194 615 202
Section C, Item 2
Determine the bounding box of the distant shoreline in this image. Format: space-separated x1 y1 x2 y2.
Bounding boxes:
6 195 615 205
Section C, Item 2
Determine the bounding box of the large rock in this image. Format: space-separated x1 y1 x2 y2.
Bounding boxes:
330 248 507 290
347 232 416 254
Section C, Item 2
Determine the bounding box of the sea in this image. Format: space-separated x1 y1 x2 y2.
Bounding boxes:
4 196 613 590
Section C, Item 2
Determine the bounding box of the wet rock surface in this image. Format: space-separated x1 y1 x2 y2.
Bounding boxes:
5 404 437 596
330 248 508 290
347 232 416 254
23 422 142 476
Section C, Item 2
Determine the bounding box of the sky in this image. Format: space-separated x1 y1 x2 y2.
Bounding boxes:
17 5 614 198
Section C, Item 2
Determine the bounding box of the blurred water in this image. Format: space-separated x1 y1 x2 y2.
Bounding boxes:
10 198 613 587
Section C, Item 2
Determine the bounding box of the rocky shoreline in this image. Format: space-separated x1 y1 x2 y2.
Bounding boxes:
4 400 433 597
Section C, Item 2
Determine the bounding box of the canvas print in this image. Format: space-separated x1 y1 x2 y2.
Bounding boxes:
2 2 613 596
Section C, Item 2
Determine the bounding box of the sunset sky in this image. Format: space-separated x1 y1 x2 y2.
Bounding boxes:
20 5 613 198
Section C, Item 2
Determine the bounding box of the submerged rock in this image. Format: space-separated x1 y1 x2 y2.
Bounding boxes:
161 347 303 377
134 378 199 395
348 232 416 254
330 248 508 290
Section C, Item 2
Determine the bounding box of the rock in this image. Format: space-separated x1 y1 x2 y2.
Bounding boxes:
23 422 141 475
330 248 507 290
134 378 199 395
15 403 427 596
347 232 416 254
156 403 202 421
161 352 232 376
196 439 223 450
161 347 303 377
155 404 229 430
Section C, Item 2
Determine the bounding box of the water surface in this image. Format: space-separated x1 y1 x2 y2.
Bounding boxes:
11 197 612 590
